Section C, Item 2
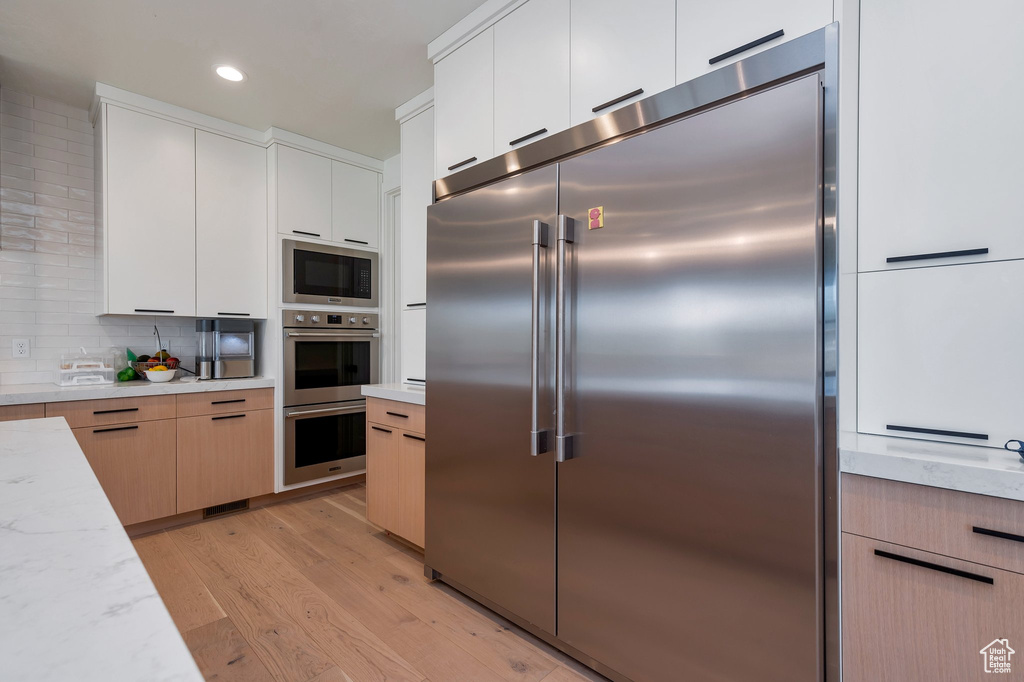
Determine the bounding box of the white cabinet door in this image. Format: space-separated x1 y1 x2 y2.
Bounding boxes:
859 0 1024 271
858 261 1024 447
494 0 570 152
104 105 196 316
434 27 494 178
676 0 831 85
276 144 332 240
332 161 380 249
569 0 676 126
401 107 434 308
401 307 426 385
195 130 268 319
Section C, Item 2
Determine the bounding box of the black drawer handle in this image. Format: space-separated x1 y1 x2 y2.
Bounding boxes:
292 230 321 238
406 378 426 384
447 156 478 172
386 411 409 419
406 302 426 308
93 407 139 415
92 425 139 434
403 433 426 442
973 526 1024 544
134 308 174 314
874 549 993 585
371 425 393 434
218 312 250 317
592 88 644 114
344 239 369 245
886 247 988 264
886 424 988 441
212 414 246 421
709 29 785 65
510 128 548 147
211 398 246 405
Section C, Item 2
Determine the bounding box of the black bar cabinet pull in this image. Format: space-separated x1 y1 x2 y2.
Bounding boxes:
211 399 246 406
886 247 989 264
510 128 548 146
406 303 426 308
212 414 246 421
886 424 988 441
386 411 409 419
93 407 139 415
874 549 994 585
344 239 369 245
134 308 174 314
592 88 644 113
403 434 426 442
973 526 1024 545
447 156 478 172
371 426 392 434
218 312 250 317
93 425 139 434
709 29 785 65
406 378 426 384
292 230 321 238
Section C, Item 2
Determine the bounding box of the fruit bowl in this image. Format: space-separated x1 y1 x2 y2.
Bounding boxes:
145 368 177 383
131 358 179 377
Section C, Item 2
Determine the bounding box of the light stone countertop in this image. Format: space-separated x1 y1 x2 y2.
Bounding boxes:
840 431 1024 502
0 417 203 682
0 376 275 406
362 382 426 406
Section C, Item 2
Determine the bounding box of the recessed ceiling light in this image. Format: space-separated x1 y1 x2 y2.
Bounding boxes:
214 65 247 82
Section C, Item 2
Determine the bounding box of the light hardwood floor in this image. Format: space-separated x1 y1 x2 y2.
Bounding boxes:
134 483 607 682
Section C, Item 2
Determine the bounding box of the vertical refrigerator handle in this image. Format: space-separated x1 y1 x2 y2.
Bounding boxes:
556 215 575 462
531 220 550 456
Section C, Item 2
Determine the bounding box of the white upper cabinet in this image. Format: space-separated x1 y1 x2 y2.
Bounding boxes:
859 0 1024 271
569 0 676 126
401 107 434 307
858 261 1024 448
195 130 268 319
401 307 427 385
332 161 381 248
493 0 570 152
676 0 832 85
276 144 332 240
435 27 494 179
104 105 196 317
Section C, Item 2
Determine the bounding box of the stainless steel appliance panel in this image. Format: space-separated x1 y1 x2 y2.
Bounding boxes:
283 324 380 406
555 75 824 681
425 166 558 634
283 239 378 307
284 401 367 485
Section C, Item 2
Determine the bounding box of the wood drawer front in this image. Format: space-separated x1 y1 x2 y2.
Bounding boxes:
72 420 177 526
176 409 274 513
47 395 176 429
366 398 424 434
0 403 44 422
843 474 1024 575
176 388 273 417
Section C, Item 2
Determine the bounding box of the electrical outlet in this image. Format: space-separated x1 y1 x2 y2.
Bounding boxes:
13 339 30 358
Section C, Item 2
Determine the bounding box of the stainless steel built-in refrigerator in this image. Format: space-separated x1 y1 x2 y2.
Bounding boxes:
425 52 831 682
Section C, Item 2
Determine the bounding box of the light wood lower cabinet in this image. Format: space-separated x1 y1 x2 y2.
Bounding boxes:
367 424 400 531
0 403 44 422
366 398 425 548
73 419 177 525
176 408 274 513
396 432 425 547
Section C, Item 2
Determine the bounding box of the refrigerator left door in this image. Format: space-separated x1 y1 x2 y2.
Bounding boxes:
425 166 558 634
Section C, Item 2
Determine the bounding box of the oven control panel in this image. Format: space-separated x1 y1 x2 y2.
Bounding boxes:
284 309 379 330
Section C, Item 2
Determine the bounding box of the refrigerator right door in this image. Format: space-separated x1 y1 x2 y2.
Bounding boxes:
556 74 824 681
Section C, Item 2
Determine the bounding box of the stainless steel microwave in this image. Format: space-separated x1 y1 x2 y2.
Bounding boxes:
283 239 378 307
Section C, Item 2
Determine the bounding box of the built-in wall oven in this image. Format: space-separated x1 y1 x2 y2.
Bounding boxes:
283 309 379 485
283 239 378 307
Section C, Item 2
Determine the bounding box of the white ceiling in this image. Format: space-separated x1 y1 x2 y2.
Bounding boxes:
0 0 487 159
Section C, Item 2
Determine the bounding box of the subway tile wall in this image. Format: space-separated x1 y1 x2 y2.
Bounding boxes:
0 86 197 385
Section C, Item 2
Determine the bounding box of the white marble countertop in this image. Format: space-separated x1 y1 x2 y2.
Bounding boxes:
840 431 1024 502
362 382 426 406
1 376 275 406
0 417 202 681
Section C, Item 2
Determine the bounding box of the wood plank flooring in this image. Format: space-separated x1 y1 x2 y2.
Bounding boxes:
133 483 607 682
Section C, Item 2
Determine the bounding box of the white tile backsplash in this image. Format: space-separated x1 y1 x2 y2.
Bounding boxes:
0 86 197 384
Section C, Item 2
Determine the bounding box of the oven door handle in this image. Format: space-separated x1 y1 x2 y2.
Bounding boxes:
285 405 367 418
285 331 380 338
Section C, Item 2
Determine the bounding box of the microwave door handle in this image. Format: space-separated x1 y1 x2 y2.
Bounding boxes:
286 332 380 338
286 405 366 418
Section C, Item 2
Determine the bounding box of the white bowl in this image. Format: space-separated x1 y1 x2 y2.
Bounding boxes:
145 368 177 383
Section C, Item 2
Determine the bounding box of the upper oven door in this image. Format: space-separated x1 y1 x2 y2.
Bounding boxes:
283 239 379 307
283 330 380 406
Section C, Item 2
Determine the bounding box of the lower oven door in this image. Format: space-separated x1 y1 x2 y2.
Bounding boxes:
284 401 367 485
283 330 380 406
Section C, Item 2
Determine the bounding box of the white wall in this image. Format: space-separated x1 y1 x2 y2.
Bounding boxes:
0 86 196 385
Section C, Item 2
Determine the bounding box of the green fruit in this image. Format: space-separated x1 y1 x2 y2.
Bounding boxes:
117 367 136 382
